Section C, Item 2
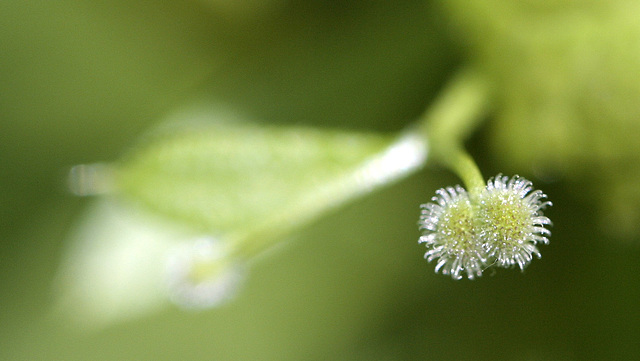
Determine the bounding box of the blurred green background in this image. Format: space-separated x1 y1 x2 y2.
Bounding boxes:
1 0 639 360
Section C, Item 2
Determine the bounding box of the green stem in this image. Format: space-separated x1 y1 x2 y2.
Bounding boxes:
417 67 491 196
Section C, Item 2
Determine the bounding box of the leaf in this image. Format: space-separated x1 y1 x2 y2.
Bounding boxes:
53 200 184 329
56 104 427 327
55 197 249 329
114 104 428 254
443 0 640 237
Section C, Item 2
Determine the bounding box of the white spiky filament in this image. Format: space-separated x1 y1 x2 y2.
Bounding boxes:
419 186 486 280
477 174 552 270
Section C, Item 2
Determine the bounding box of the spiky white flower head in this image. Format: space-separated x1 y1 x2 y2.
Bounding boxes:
477 174 552 270
419 186 486 280
418 175 552 279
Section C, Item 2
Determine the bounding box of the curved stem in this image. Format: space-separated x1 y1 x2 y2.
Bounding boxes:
416 67 492 196
446 148 485 196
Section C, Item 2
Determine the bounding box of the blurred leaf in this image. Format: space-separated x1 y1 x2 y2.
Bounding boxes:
114 104 427 254
54 199 185 329
55 103 428 327
55 197 248 329
443 0 640 236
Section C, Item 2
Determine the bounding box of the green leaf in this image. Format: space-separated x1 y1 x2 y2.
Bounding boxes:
443 0 640 237
54 199 185 329
114 104 427 256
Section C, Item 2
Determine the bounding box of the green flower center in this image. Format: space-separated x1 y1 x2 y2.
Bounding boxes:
478 191 532 248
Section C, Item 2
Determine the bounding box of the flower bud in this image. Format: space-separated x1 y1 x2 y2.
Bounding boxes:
419 186 486 280
477 175 552 270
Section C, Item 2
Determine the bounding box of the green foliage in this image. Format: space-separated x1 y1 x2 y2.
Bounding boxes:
443 0 640 235
116 106 391 236
113 104 428 260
